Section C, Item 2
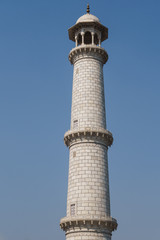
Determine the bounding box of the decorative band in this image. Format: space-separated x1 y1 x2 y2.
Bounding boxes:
60 217 117 232
69 45 108 64
64 129 113 147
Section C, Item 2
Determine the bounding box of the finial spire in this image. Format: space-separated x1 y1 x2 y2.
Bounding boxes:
87 4 90 14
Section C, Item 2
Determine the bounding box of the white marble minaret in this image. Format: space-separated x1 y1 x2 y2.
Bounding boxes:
60 5 118 240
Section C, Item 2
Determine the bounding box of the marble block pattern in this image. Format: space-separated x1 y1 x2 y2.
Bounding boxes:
60 8 117 240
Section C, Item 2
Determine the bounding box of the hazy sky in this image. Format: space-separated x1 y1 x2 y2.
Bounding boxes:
0 0 160 240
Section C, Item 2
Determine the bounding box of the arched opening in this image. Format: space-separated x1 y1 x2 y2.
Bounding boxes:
94 33 99 45
77 34 82 46
84 31 92 44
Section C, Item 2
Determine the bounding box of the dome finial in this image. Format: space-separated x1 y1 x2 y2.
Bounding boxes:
87 4 90 14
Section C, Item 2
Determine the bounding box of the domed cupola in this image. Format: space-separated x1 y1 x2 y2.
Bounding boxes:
68 4 108 47
76 13 100 24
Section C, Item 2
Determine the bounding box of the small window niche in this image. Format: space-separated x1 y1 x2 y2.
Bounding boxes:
70 204 76 216
73 120 78 129
76 68 79 75
73 151 76 158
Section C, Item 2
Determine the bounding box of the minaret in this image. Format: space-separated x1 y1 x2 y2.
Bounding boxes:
60 5 118 240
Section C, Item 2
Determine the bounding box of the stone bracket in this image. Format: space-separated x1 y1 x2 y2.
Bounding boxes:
60 217 118 232
69 45 108 64
64 129 113 147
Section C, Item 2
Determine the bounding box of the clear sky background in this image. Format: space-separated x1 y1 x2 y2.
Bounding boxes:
0 0 160 240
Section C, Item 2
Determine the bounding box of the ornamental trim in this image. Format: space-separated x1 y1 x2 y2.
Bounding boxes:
64 129 113 147
69 45 108 64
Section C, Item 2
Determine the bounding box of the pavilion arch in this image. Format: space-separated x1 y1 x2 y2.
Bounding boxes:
77 33 82 46
84 31 92 44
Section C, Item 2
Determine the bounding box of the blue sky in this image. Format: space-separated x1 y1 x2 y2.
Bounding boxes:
0 0 160 239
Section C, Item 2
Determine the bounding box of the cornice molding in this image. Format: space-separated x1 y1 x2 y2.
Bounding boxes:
68 22 108 42
60 216 117 233
69 45 108 64
64 128 113 147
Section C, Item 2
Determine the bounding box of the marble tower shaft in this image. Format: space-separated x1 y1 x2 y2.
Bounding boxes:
60 7 118 240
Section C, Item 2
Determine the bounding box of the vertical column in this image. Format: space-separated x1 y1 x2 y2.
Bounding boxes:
81 32 84 45
67 142 110 218
91 32 94 45
71 57 106 131
75 36 78 47
60 9 118 240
